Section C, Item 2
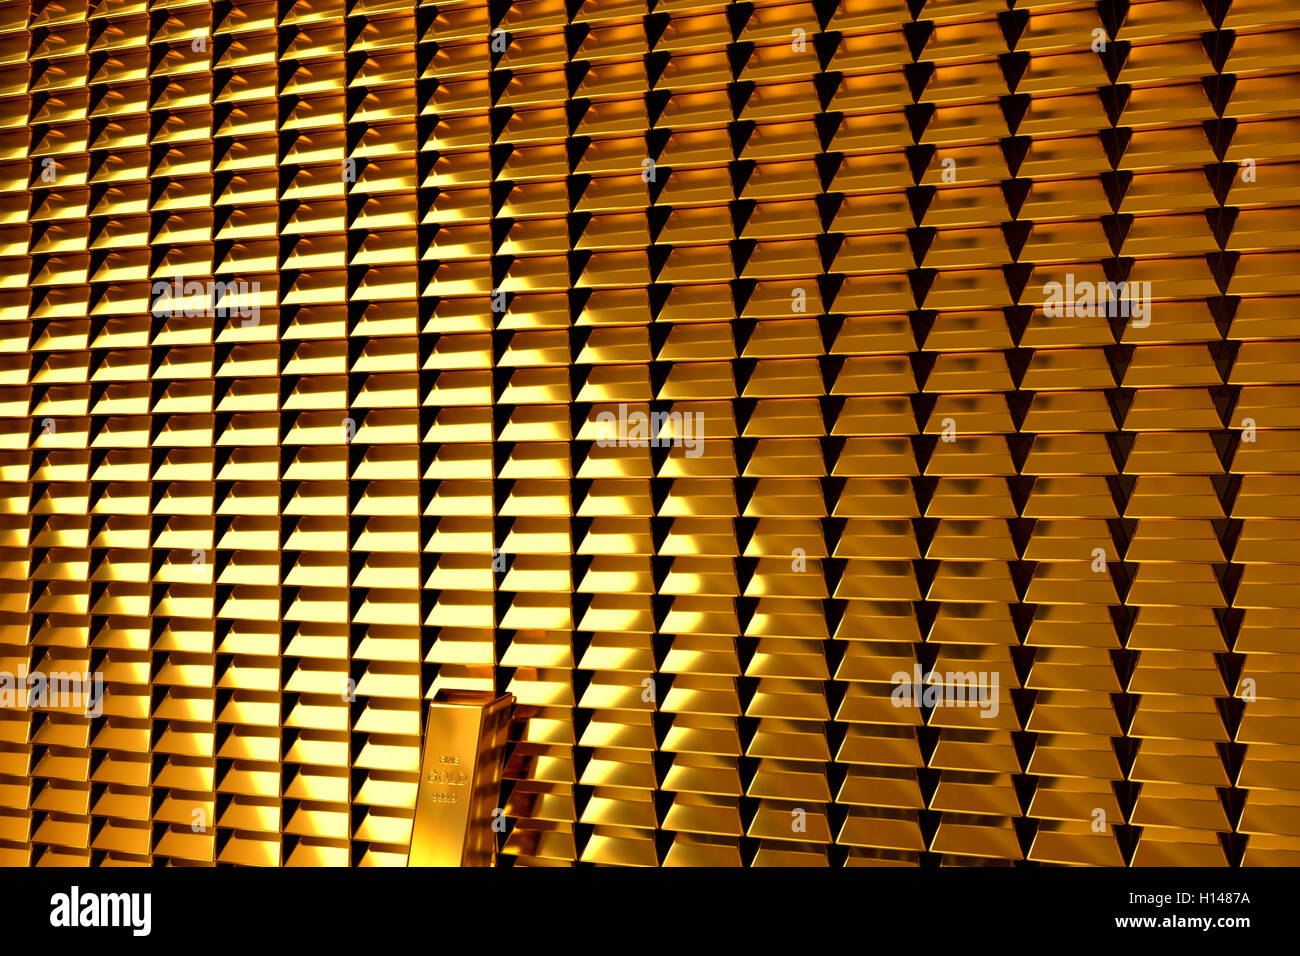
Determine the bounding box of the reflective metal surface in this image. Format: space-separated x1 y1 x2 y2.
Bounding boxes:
0 0 1298 867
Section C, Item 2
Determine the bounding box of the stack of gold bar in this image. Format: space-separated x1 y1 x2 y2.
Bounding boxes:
0 0 1297 867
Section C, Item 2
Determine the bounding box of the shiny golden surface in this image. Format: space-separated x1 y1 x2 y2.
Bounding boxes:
0 0 1299 867
409 691 511 866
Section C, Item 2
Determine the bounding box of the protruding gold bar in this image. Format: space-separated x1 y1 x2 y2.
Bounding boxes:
409 691 514 867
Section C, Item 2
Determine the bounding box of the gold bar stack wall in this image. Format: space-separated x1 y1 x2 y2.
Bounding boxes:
0 0 1298 867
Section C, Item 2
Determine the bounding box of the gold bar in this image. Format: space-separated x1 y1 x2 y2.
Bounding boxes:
408 691 514 867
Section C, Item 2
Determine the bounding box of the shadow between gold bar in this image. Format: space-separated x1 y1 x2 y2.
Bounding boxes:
408 691 514 867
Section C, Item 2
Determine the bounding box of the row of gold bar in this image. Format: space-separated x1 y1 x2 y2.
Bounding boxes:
0 0 1298 865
